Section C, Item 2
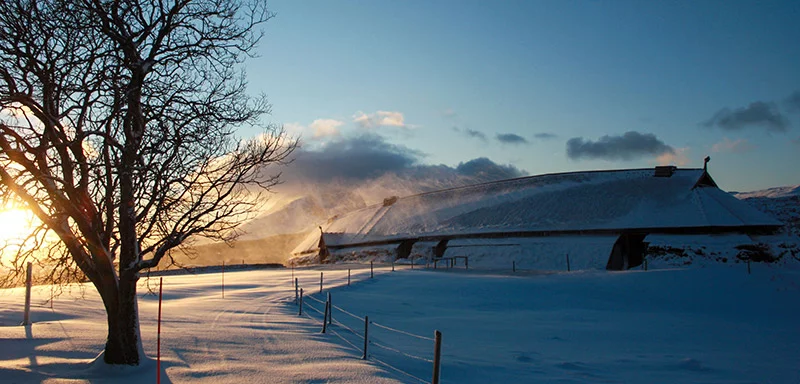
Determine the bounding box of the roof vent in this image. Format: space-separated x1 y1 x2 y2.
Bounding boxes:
654 165 677 177
383 196 399 206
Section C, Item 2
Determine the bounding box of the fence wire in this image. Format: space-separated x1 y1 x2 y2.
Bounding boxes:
370 340 434 363
295 270 437 384
370 321 435 341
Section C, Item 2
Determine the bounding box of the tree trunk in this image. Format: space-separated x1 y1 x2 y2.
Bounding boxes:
99 273 142 365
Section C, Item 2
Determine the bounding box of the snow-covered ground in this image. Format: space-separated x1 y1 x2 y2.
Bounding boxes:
2 264 799 383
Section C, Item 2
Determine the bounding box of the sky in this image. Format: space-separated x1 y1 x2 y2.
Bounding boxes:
243 0 800 192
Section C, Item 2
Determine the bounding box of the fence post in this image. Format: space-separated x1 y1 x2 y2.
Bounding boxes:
512 260 516 273
392 261 395 272
370 261 374 278
566 254 571 272
295 278 299 304
466 257 469 270
221 260 225 299
327 292 332 325
320 272 323 293
157 277 163 384
347 269 351 286
299 288 304 316
362 315 369 360
291 263 294 281
411 257 414 269
644 257 648 271
321 300 329 334
23 262 32 325
432 330 442 384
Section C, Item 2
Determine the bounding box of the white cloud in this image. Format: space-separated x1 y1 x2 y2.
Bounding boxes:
711 137 755 153
309 119 344 138
283 122 305 137
353 110 409 129
655 147 690 166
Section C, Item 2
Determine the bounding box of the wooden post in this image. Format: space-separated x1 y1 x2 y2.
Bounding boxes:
566 254 571 272
221 260 225 299
465 257 469 270
327 292 332 325
432 330 442 384
392 261 395 272
362 315 369 360
299 288 304 316
320 272 323 294
49 282 54 310
295 278 299 304
411 257 414 269
321 300 329 333
291 263 294 281
370 261 374 278
347 269 351 286
23 262 32 325
157 277 163 384
512 260 516 273
644 257 648 271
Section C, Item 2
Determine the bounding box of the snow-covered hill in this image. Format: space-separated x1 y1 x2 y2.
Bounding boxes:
733 184 800 200
735 184 800 238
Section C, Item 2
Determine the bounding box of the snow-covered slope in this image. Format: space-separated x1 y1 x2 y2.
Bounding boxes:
733 184 800 199
735 185 800 236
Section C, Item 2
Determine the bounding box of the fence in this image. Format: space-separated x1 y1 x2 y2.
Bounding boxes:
293 266 443 384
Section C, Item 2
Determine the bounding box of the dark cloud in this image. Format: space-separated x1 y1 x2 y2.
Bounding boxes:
455 157 526 180
534 132 557 140
785 91 800 112
703 101 789 132
289 134 422 182
496 133 529 144
285 133 526 184
452 126 487 141
566 131 674 161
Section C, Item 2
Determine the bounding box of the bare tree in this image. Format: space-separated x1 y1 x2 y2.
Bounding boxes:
0 0 295 365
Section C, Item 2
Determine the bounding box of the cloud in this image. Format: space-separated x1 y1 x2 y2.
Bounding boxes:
534 132 557 140
289 134 421 182
785 91 800 112
711 137 755 154
284 133 525 185
496 133 529 145
455 157 526 180
656 147 690 166
703 101 789 132
452 126 487 141
309 119 343 138
566 131 674 161
353 110 409 129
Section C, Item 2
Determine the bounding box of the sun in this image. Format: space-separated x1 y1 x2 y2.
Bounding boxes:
0 208 35 243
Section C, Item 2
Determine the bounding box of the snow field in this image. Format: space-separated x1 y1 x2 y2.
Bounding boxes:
1 263 799 383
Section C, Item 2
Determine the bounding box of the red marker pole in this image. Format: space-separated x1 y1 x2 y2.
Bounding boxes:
157 277 163 384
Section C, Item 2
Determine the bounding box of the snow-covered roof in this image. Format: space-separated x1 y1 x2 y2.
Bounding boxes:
292 168 781 255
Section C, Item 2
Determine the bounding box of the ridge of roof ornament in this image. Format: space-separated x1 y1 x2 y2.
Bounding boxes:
704 156 711 172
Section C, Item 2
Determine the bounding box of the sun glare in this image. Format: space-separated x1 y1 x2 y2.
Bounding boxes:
0 208 35 243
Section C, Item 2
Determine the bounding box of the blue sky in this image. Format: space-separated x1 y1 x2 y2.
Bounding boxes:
245 0 800 192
